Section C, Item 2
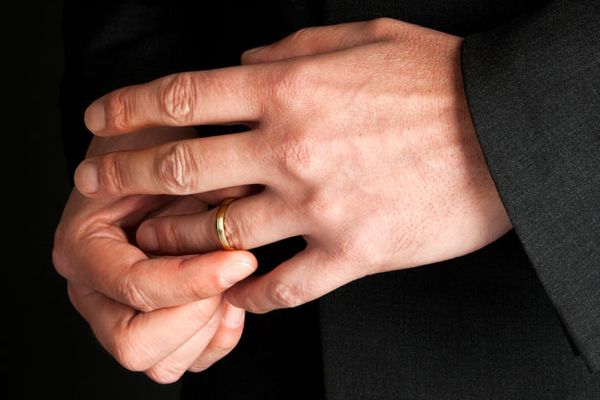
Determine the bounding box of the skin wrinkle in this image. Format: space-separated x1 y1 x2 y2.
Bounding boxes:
159 143 193 193
57 18 513 383
108 89 131 132
56 127 254 383
161 73 196 122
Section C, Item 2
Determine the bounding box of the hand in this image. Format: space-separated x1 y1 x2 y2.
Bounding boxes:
74 19 511 314
53 128 258 383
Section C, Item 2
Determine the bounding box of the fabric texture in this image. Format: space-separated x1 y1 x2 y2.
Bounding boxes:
61 1 599 399
461 0 600 372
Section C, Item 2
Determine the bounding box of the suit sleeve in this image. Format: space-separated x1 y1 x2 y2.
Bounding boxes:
461 0 600 372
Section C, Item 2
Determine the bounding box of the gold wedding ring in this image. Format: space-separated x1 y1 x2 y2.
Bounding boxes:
216 197 238 251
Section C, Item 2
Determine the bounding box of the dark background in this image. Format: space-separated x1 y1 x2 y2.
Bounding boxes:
14 1 598 399
20 1 179 398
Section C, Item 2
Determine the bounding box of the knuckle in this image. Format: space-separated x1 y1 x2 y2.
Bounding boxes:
221 209 251 252
270 62 312 107
112 330 152 372
339 230 381 268
157 142 197 194
51 245 67 278
156 221 183 254
184 269 216 299
290 27 314 41
365 17 397 40
287 27 316 49
301 190 343 226
160 72 197 123
98 153 127 195
118 275 156 312
210 339 236 355
187 300 214 324
267 280 304 309
66 284 79 308
188 363 210 373
184 279 210 301
146 362 185 384
52 227 69 278
105 89 135 131
204 312 222 332
273 134 317 180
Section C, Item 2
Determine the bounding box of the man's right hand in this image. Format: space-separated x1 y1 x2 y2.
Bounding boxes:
52 128 257 383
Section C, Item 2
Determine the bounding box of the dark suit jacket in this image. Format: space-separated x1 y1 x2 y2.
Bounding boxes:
61 1 599 399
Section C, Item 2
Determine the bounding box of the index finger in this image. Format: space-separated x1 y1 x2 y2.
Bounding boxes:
85 67 265 135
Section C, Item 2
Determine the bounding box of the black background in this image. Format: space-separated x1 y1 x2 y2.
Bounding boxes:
14 1 599 399
20 1 179 398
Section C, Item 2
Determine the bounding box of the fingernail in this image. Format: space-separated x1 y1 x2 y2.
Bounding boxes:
85 101 106 132
222 260 255 287
74 160 99 195
137 225 158 251
223 303 244 328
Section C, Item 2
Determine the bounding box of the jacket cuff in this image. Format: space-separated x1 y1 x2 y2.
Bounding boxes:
461 0 600 372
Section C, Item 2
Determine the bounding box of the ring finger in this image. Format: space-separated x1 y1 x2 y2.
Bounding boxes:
136 190 302 254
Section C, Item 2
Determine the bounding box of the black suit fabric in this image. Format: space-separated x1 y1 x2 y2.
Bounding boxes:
61 1 599 399
461 0 600 373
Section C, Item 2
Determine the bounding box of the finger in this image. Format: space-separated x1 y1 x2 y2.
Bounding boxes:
84 67 265 135
188 300 245 373
72 232 257 312
242 19 396 64
149 196 209 219
74 132 266 197
193 185 262 206
227 248 360 314
150 185 261 219
146 302 224 384
68 283 221 372
137 191 302 255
